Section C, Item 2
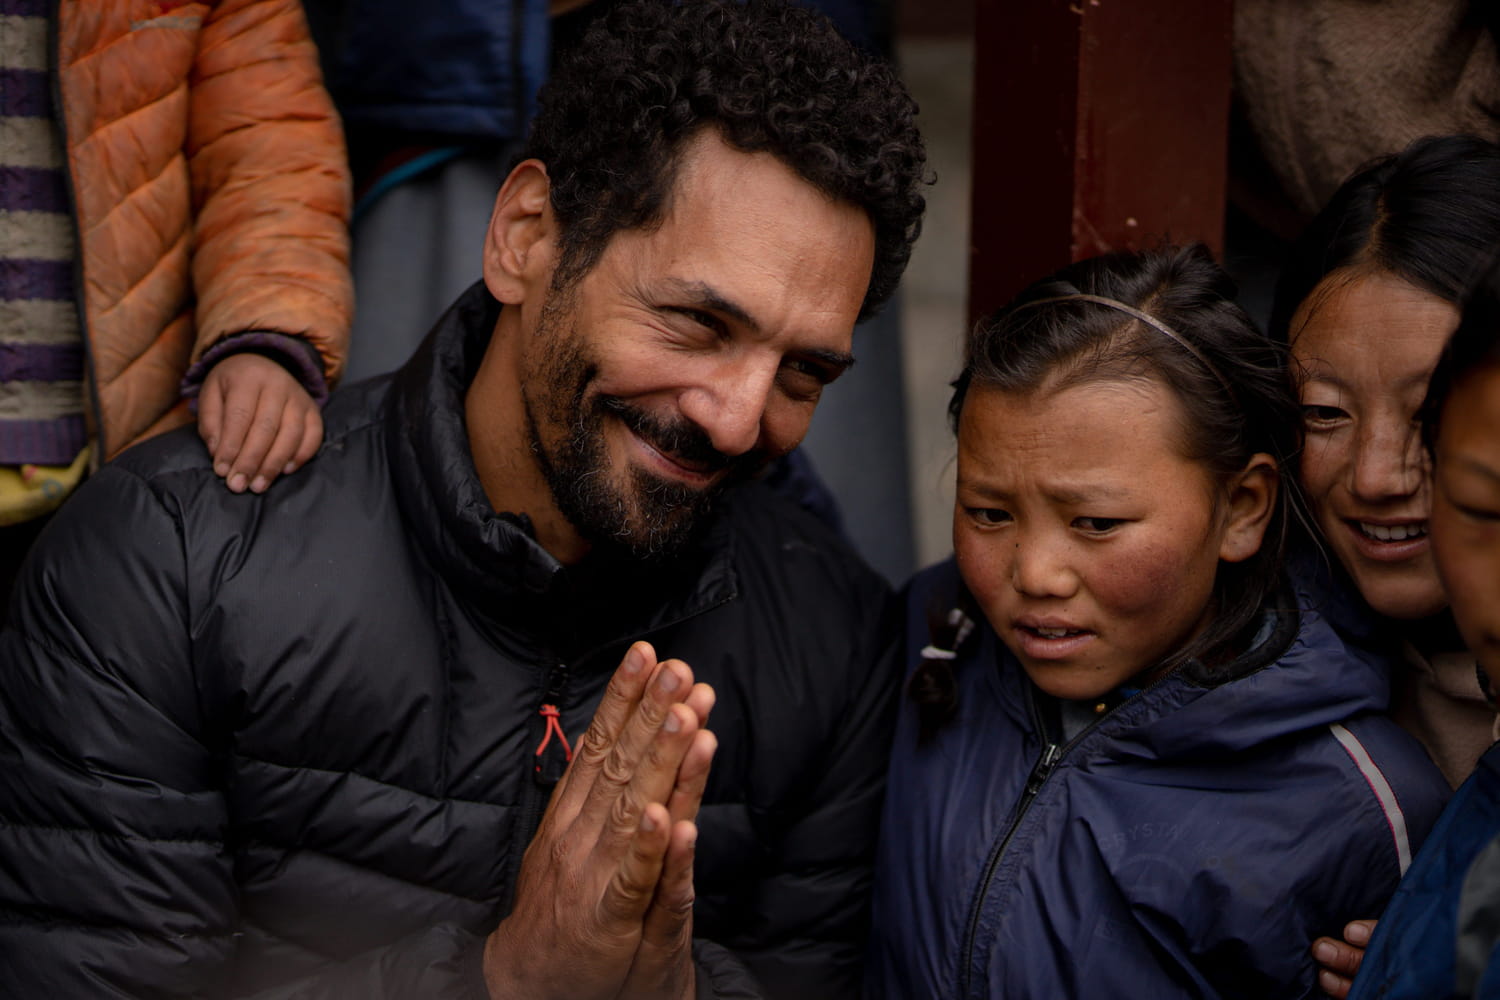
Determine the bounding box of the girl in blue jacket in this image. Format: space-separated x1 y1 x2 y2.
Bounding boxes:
868 245 1451 999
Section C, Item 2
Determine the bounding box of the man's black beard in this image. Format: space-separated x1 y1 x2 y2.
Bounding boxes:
524 313 763 563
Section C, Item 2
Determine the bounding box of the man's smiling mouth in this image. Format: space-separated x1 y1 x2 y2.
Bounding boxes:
601 396 733 483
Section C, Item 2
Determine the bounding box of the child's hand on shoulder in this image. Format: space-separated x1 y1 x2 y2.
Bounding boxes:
198 353 323 494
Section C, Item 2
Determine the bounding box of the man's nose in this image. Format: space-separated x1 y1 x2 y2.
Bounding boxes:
1350 416 1426 501
679 359 782 457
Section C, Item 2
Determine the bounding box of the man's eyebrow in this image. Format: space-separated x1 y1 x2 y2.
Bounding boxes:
665 279 760 332
661 278 856 371
802 347 857 373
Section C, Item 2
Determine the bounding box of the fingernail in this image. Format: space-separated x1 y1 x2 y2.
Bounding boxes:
228 473 247 493
658 669 680 693
215 463 229 477
686 828 697 850
250 476 268 493
664 711 682 733
283 462 296 474
1313 942 1335 963
207 437 218 451
624 646 645 675
639 810 656 832
1318 971 1338 992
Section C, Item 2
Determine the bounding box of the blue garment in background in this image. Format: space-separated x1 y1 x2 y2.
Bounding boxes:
304 0 551 141
1350 740 1500 1000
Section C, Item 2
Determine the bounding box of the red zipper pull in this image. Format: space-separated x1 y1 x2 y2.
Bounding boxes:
534 703 574 769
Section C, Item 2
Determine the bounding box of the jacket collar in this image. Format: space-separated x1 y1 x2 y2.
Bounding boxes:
383 282 738 643
976 570 1394 761
1094 574 1392 760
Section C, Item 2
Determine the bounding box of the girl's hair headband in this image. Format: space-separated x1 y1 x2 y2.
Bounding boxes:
1012 293 1235 399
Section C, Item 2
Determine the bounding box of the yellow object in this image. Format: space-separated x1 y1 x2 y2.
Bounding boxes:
0 445 92 526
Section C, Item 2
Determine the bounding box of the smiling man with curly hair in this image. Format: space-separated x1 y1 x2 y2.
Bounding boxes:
0 2 927 998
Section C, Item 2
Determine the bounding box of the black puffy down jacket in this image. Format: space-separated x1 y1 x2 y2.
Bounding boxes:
0 284 900 999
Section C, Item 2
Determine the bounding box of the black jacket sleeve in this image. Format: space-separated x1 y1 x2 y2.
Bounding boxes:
0 466 487 999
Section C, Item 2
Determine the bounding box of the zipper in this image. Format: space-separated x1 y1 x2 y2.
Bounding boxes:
502 658 571 912
956 664 1178 996
956 730 1061 996
498 589 737 913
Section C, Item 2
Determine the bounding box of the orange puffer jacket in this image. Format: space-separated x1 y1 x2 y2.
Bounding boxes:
56 0 352 459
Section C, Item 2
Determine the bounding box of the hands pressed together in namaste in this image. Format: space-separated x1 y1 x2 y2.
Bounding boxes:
484 642 718 1000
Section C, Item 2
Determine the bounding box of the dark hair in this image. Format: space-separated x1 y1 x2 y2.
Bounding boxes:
1422 254 1500 455
1270 135 1500 343
912 245 1302 740
519 0 927 321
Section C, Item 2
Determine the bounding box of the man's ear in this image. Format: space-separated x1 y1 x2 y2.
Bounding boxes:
483 159 556 305
1219 453 1279 564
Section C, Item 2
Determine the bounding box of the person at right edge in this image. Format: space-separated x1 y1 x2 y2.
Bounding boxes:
1343 255 1500 998
1271 135 1500 996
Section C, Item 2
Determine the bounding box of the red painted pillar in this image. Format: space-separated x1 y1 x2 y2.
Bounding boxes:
968 0 1234 324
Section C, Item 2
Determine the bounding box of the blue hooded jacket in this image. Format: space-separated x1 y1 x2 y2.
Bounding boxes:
1348 740 1500 999
868 559 1451 999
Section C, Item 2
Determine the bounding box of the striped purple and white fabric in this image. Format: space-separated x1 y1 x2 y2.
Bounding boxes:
0 0 87 466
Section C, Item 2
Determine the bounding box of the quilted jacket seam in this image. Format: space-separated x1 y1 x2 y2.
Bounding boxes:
87 236 191 355
0 819 218 849
70 89 187 197
232 751 515 812
0 902 236 937
84 178 187 262
11 626 197 751
237 838 498 908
